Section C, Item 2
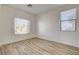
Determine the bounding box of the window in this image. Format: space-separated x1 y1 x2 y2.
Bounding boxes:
60 8 76 31
15 18 30 34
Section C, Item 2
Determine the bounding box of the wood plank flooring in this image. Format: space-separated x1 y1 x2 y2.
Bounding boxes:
0 38 79 55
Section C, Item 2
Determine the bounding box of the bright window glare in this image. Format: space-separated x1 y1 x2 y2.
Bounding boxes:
60 8 76 21
15 18 30 34
61 20 75 31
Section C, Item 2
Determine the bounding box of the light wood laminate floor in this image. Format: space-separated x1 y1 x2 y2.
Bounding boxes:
0 38 79 55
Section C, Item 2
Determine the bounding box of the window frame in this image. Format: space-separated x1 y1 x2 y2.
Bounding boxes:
14 17 31 35
60 8 77 32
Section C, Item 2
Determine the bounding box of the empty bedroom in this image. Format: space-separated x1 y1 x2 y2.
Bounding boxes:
0 4 79 55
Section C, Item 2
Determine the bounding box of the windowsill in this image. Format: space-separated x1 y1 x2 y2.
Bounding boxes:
15 32 30 35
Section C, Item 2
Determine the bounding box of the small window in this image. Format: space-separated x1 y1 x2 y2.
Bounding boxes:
60 8 76 31
15 18 30 34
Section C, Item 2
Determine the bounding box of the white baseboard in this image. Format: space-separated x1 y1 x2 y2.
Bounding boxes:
37 34 79 48
1 34 79 49
0 34 36 46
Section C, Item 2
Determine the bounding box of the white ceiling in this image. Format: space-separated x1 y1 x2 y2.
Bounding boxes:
9 4 63 15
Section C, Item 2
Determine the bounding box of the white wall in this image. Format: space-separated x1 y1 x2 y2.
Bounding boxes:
0 5 37 46
37 4 79 48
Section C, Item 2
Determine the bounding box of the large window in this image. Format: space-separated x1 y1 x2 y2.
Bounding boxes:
15 18 30 34
60 8 76 31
